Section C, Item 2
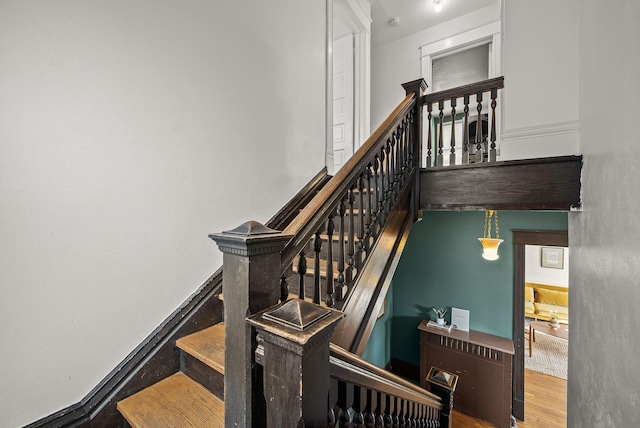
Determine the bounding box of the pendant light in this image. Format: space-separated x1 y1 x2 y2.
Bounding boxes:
478 210 503 261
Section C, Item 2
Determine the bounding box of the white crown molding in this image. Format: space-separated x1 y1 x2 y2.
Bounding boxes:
502 121 580 141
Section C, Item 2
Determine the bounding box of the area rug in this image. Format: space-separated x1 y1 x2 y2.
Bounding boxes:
524 330 568 380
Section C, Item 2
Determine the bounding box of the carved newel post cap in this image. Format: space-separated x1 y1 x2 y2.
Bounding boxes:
247 299 344 347
209 220 291 256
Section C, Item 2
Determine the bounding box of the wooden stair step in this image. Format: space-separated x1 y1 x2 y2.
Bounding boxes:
176 323 225 375
117 372 224 428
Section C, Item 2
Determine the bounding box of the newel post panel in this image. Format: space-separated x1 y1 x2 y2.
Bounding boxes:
247 299 345 428
401 78 427 219
209 221 292 428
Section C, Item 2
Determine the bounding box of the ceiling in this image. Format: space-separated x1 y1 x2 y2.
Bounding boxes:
369 0 499 47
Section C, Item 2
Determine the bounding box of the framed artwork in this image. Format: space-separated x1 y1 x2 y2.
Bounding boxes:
541 247 564 269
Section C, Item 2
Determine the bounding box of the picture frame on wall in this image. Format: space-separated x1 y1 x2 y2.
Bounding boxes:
541 247 564 269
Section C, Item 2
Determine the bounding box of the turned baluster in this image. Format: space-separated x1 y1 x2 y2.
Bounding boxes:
437 100 444 166
385 142 392 215
337 381 352 428
462 95 470 164
336 197 346 301
378 149 386 226
374 391 384 428
383 394 393 428
490 87 498 162
356 175 365 273
364 164 373 257
313 231 322 304
364 389 375 428
353 385 365 428
297 250 307 300
325 214 335 308
426 104 433 167
372 155 381 239
397 398 406 428
390 132 397 198
449 97 457 166
346 187 356 290
475 91 484 163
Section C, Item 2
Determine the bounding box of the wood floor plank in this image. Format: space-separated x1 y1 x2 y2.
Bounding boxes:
117 372 224 428
176 323 225 374
451 369 566 427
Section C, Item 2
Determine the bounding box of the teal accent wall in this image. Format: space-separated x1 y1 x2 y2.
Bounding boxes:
390 211 568 368
362 281 394 368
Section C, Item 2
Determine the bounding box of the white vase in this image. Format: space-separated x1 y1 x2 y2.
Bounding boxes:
436 317 445 326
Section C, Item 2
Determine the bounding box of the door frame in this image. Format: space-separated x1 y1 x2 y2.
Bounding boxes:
511 230 568 420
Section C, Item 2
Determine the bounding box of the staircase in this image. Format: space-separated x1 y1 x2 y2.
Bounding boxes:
117 325 226 426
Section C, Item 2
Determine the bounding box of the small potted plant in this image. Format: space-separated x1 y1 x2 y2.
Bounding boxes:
433 307 447 326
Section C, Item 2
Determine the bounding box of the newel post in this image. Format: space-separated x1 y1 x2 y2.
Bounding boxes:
209 221 292 428
247 299 344 428
401 78 427 220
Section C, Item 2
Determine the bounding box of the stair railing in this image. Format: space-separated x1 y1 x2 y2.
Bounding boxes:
423 77 504 167
279 79 427 308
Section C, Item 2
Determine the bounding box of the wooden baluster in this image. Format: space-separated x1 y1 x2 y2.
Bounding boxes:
398 122 405 180
356 175 365 273
336 197 346 301
280 276 288 303
325 214 335 308
437 100 444 166
372 155 381 239
390 132 398 198
374 391 384 428
385 142 392 216
297 249 306 300
475 91 484 163
383 394 393 428
490 87 498 162
364 164 373 257
462 94 470 164
426 103 433 167
364 389 375 428
346 187 356 290
313 231 322 304
449 97 457 166
337 381 352 428
353 385 364 428
397 398 406 428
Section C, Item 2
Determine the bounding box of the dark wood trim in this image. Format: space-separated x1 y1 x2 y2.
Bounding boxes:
422 76 504 106
511 230 568 422
419 155 582 211
25 169 329 428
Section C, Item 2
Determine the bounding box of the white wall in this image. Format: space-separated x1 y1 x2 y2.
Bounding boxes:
569 1 640 426
501 0 580 160
371 4 500 130
0 1 326 426
525 245 569 287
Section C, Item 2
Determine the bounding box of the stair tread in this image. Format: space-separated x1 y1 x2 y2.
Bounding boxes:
117 372 224 428
176 324 225 375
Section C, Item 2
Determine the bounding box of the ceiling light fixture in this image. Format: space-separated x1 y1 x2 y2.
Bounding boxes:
478 210 503 261
433 0 443 12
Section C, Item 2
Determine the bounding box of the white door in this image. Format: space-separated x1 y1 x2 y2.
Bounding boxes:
333 33 354 173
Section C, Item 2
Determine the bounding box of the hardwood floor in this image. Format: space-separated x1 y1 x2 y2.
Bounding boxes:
451 369 567 427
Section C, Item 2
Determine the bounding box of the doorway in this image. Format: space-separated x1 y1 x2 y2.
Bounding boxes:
512 230 568 421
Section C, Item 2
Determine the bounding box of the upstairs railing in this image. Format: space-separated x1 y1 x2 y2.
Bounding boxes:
423 77 504 167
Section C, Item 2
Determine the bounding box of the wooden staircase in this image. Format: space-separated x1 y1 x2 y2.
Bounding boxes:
117 324 226 427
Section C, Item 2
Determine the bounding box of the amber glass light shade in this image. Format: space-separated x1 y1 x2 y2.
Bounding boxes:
478 238 503 261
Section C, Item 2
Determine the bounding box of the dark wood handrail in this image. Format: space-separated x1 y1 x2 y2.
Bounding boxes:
280 93 416 272
422 76 504 105
330 343 442 408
